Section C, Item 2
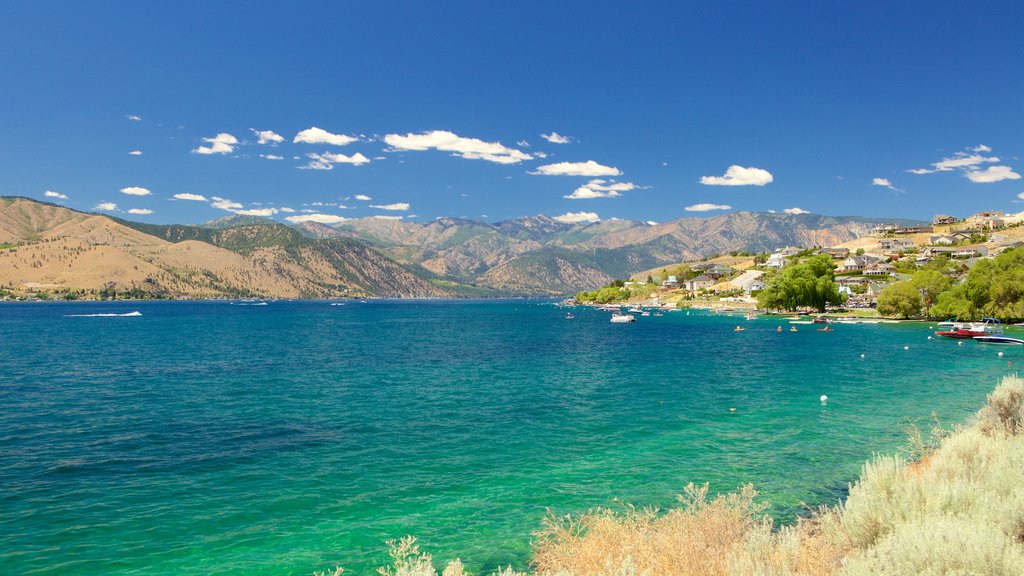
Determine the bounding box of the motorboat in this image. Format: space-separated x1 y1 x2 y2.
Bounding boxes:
936 319 1001 339
973 334 1024 345
610 313 636 323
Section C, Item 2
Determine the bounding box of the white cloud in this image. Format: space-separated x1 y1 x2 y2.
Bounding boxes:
259 154 283 160
126 114 142 122
1018 192 1024 200
173 193 208 201
120 186 152 196
646 221 658 226
280 207 295 213
354 194 372 201
517 140 530 147
127 208 153 215
370 203 410 211
700 165 773 186
211 197 243 211
532 160 621 177
553 211 600 224
293 127 357 146
233 208 277 217
370 215 404 220
251 129 284 145
44 190 68 200
299 151 370 170
384 130 532 164
285 213 350 224
93 202 117 211
965 165 1021 183
564 179 639 199
908 149 1000 174
128 150 143 156
541 132 572 144
193 133 239 155
685 203 732 212
872 177 905 193
783 207 809 214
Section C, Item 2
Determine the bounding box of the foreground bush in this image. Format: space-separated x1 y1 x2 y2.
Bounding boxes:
324 376 1024 576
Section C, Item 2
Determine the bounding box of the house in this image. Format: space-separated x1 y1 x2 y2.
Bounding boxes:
894 225 934 235
929 234 958 246
685 274 717 291
661 275 679 289
818 247 850 259
841 254 884 272
952 244 989 258
864 262 896 276
933 214 959 226
968 211 1005 230
837 276 870 286
765 246 803 268
729 270 765 293
879 238 915 252
871 224 899 235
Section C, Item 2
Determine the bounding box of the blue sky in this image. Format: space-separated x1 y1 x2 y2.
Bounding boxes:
2 1 1022 225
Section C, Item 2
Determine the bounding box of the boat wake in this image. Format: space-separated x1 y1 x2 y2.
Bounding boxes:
64 311 143 317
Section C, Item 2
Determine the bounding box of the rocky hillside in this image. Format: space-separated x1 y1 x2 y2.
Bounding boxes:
0 197 455 299
325 212 923 293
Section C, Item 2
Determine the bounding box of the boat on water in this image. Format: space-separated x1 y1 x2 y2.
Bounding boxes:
973 334 1024 345
610 313 636 323
936 319 1002 339
813 316 830 324
565 312 575 319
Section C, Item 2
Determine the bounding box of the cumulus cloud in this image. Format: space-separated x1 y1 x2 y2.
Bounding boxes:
279 207 295 213
251 129 284 145
233 208 277 217
193 133 239 155
966 165 1021 183
354 194 372 201
44 190 68 200
285 213 349 224
128 150 143 156
384 130 532 164
783 207 809 214
907 148 1000 175
646 221 658 226
564 179 639 199
259 154 284 160
872 177 905 193
173 193 208 201
93 202 118 211
120 186 152 196
211 197 243 211
685 203 732 212
370 202 410 211
532 160 621 177
516 140 530 147
299 151 370 170
553 211 600 224
127 208 153 215
700 165 773 186
541 132 572 144
126 114 142 121
370 215 404 220
293 127 357 146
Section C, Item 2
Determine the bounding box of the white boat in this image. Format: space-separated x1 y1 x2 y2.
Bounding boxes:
973 335 1024 345
610 313 636 323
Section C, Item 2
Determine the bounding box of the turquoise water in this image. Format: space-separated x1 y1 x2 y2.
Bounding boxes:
0 301 1017 575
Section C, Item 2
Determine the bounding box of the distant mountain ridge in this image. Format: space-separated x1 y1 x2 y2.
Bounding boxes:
0 196 924 297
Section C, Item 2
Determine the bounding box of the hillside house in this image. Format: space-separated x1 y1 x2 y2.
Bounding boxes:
818 247 850 259
841 254 884 272
765 246 802 268
661 275 679 289
871 224 899 235
929 234 958 245
968 212 1005 230
933 214 959 226
952 244 989 258
686 274 717 291
879 238 915 252
863 262 896 276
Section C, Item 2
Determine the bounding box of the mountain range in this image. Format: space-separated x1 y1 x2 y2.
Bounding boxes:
0 196 922 298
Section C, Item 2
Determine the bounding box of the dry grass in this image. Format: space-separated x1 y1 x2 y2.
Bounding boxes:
325 376 1024 576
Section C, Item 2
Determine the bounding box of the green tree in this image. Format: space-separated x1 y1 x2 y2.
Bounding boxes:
877 281 924 318
910 269 951 313
757 254 845 312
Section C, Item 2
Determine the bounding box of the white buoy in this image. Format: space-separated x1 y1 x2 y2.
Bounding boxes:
860 353 865 359
927 336 933 340
820 394 828 404
958 341 964 346
904 345 910 350
999 352 1005 357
